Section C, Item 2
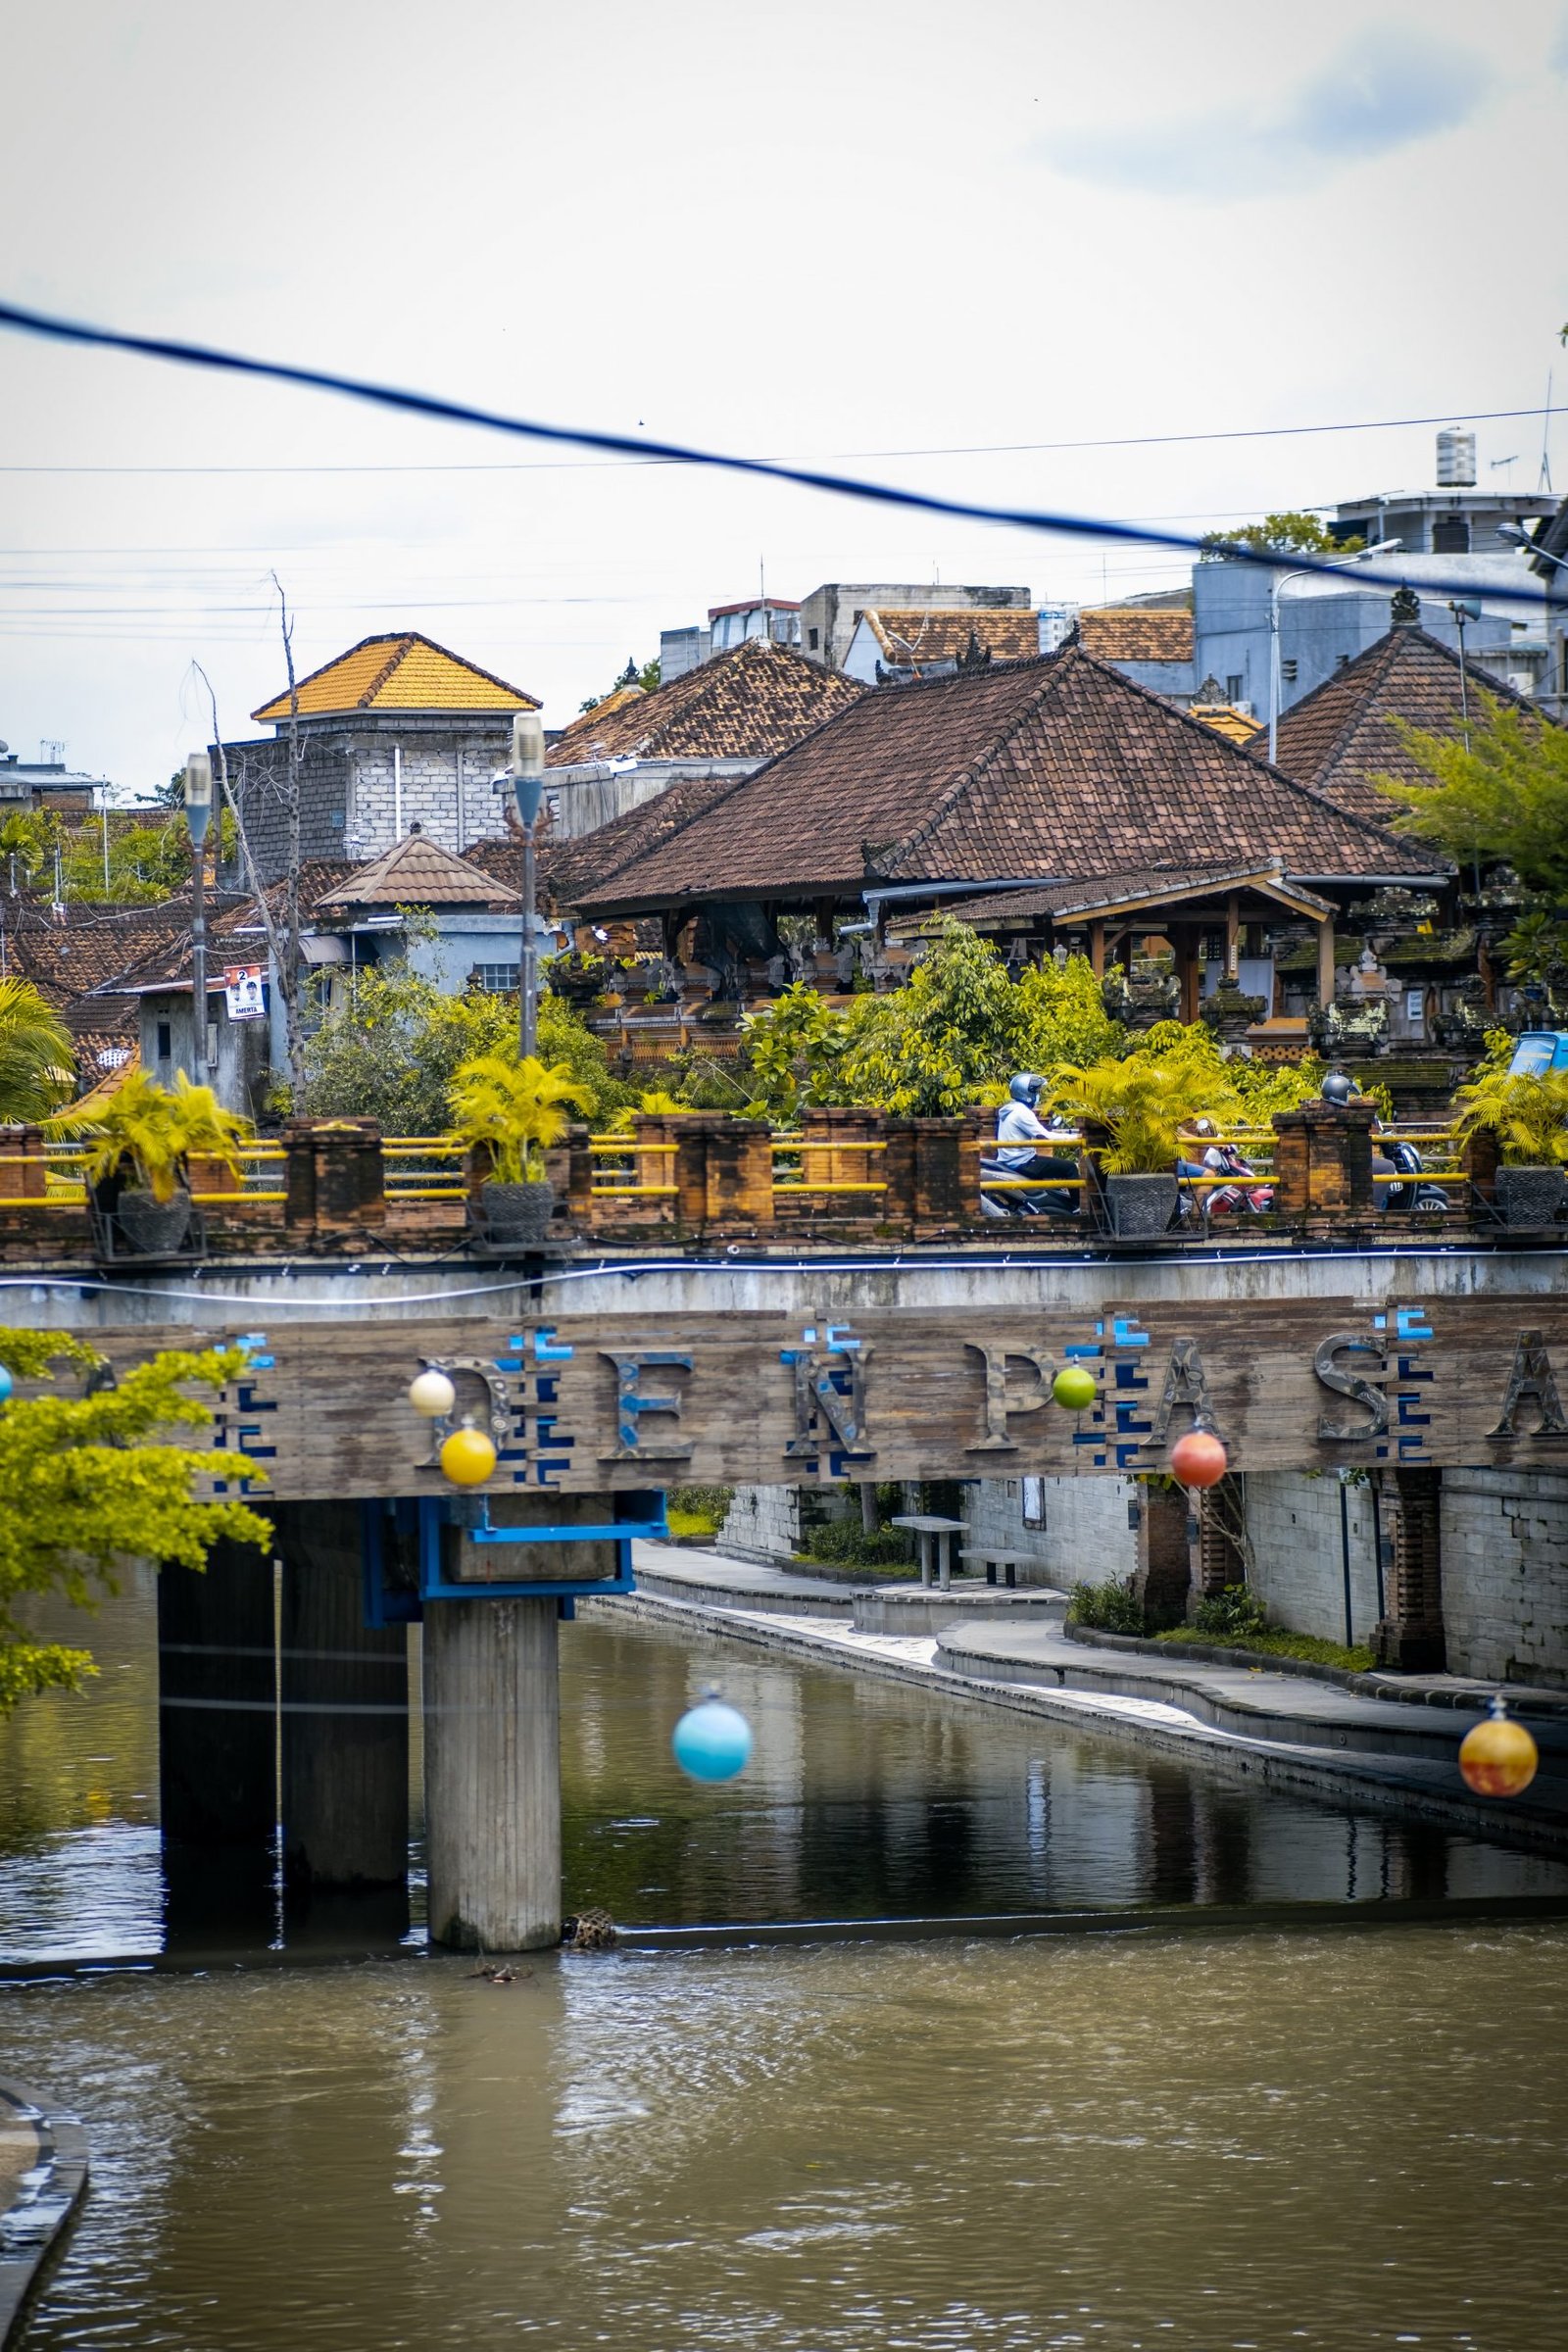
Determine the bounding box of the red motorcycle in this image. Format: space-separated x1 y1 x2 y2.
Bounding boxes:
1200 1141 1273 1218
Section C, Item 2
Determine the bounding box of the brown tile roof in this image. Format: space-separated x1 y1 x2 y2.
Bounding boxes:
1079 607 1194 663
253 632 539 722
313 832 520 910
574 645 1445 915
546 636 862 768
1 895 217 1026
858 609 1041 667
1254 622 1547 822
903 862 1333 930
544 771 757 907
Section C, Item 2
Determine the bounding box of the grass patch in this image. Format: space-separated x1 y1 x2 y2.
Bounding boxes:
663 1485 734 1543
1156 1627 1375 1674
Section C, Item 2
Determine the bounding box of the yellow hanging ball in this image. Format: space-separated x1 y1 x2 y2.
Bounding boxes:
440 1423 498 1488
1458 1697 1539 1798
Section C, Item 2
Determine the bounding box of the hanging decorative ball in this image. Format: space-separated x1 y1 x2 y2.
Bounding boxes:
1170 1429 1228 1489
0 1364 12 1407
1053 1364 1098 1412
671 1695 754 1784
408 1368 457 1420
439 1421 497 1487
1458 1695 1539 1798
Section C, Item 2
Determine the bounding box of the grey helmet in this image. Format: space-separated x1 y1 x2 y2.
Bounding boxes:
1321 1069 1354 1107
1009 1072 1044 1105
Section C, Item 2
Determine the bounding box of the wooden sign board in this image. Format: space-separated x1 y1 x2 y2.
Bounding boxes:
57 1299 1568 1500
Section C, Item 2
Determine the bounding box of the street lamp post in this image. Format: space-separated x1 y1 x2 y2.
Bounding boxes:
183 751 215 1087
510 710 545 1061
1267 539 1401 765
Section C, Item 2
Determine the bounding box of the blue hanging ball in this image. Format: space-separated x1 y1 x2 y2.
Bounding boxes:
671 1697 753 1784
0 1364 12 1406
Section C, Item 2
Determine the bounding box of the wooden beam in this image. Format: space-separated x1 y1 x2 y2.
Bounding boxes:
1316 915 1337 1011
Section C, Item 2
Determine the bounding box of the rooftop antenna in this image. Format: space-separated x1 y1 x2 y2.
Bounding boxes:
1540 368 1555 497
1491 455 1520 485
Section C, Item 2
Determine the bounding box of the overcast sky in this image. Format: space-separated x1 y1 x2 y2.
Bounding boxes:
2 0 1565 796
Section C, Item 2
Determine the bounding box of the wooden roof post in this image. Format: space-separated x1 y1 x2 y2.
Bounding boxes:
1316 914 1337 1011
1175 929 1200 1024
1089 918 1106 979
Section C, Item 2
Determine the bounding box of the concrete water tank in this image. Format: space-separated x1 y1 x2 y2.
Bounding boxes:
1437 428 1477 487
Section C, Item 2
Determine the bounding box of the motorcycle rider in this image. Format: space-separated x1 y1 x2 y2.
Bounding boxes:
994 1073 1080 1207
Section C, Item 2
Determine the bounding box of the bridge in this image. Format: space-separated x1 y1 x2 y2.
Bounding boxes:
3 1099 1563 1955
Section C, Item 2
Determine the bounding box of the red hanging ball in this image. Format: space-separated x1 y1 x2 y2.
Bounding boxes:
1170 1429 1227 1489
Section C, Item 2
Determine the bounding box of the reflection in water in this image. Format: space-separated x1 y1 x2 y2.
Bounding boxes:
7 1927 1568 2350
2 1592 1566 1965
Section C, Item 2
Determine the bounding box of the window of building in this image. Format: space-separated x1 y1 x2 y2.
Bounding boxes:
1281 658 1298 684
475 963 521 994
1022 1477 1047 1530
808 626 819 651
1433 514 1471 554
155 1020 172 1061
1225 673 1244 703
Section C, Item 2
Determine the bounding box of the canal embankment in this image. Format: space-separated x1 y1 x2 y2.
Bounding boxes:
0 2081 87 2348
626 1543 1568 1854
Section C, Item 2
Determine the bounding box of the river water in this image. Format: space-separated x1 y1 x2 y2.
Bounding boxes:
3 1578 1568 2346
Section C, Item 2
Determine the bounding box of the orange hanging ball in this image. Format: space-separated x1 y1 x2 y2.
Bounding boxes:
1169 1429 1227 1489
440 1422 498 1488
1458 1697 1539 1798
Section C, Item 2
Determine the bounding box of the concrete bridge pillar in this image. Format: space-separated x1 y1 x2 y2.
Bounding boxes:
1374 1468 1446 1673
422 1594 561 1951
275 1501 411 1891
157 1535 275 1852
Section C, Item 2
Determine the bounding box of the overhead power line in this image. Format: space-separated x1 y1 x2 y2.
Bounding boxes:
0 298 1557 609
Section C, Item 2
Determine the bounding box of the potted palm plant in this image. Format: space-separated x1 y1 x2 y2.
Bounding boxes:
1047 1054 1221 1237
1453 1063 1568 1227
78 1069 250 1255
449 1052 593 1247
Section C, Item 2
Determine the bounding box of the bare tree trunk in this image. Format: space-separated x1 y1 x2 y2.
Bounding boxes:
192 657 307 1108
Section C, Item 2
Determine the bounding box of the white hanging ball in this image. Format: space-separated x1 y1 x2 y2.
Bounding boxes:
408 1369 457 1419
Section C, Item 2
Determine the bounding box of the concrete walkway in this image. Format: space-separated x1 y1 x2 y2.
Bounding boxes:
626 1544 1568 1851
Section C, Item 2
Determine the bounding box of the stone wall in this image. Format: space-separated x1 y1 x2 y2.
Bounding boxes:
1440 1469 1568 1688
963 1475 1139 1589
1243 1470 1382 1645
716 1484 858 1565
221 720 515 884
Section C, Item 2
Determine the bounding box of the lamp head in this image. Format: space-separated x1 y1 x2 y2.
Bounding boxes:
183 750 214 848
511 709 545 828
1496 523 1531 549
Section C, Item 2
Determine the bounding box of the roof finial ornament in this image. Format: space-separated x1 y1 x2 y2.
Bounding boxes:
1391 585 1421 625
956 625 993 675
617 657 640 688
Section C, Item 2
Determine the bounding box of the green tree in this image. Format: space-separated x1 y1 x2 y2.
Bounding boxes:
0 1331 270 1706
294 960 629 1133
1376 697 1568 897
0 979 75 1122
1200 512 1362 561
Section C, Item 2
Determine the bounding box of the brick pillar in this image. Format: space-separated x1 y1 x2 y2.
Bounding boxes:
880 1117 917 1233
910 1117 963 1231
1135 1482 1192 1626
629 1111 672 1215
284 1118 385 1236
958 1105 992 1226
703 1117 775 1229
802 1105 881 1218
563 1120 594 1225
1459 1125 1498 1211
0 1124 47 1200
1270 1101 1375 1219
1373 1467 1446 1672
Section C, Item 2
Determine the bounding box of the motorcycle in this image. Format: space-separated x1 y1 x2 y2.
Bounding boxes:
1201 1141 1273 1218
978 1152 1081 1220
1378 1136 1449 1216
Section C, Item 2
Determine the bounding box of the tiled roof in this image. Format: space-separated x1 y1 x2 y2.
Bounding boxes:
906 862 1333 928
545 771 755 907
1189 701 1261 748
1079 607 1194 663
575 645 1444 915
2 895 215 1011
546 636 862 768
858 609 1041 666
1255 622 1547 822
253 633 539 722
314 831 520 909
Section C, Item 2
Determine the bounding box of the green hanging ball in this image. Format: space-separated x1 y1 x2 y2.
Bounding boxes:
1053 1365 1098 1411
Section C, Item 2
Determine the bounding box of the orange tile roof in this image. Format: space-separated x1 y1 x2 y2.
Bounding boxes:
859 609 1040 666
1189 702 1262 748
547 635 862 768
1079 607 1194 663
252 633 539 722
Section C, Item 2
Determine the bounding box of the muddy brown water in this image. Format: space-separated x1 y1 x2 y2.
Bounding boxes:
2 1577 1567 2346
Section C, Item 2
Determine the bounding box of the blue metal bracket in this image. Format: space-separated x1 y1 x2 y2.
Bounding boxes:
364 1491 666 1625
